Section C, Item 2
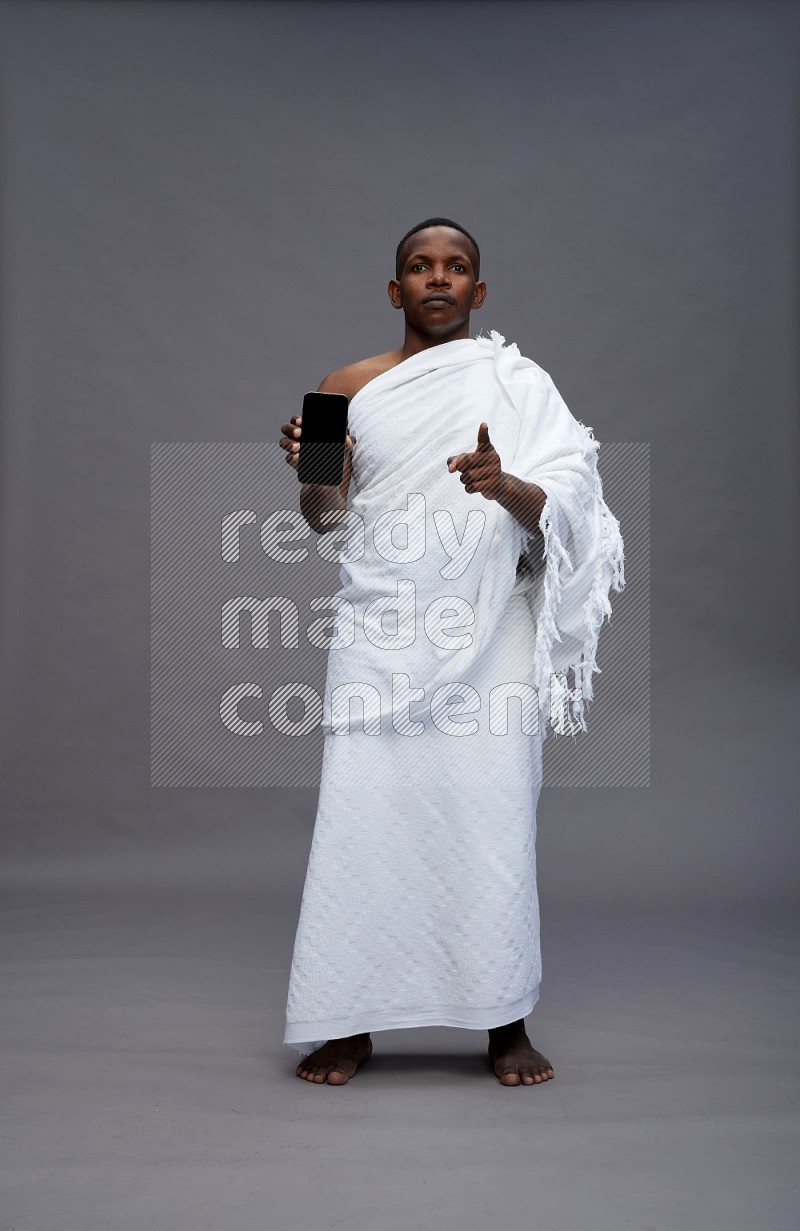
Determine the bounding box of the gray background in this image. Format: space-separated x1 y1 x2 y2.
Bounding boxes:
0 2 797 1229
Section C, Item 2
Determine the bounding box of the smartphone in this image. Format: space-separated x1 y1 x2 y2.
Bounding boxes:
296 391 350 486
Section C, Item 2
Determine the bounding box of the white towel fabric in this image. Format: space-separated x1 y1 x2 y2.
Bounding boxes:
283 330 624 1057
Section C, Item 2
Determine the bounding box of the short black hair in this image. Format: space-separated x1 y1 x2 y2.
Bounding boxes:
395 217 480 280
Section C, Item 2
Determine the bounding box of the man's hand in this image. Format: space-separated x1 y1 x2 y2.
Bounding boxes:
279 414 357 478
446 422 506 501
447 421 548 532
279 414 358 535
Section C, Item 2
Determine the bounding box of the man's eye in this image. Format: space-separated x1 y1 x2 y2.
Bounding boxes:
412 264 426 272
452 264 466 272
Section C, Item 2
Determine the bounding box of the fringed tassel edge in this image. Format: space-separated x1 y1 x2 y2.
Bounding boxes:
526 500 580 738
527 431 626 738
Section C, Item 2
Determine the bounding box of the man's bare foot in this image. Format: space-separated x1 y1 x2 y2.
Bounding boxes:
295 1033 372 1085
487 1018 555 1086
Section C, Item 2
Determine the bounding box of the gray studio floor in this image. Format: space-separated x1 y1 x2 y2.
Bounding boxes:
1 831 797 1231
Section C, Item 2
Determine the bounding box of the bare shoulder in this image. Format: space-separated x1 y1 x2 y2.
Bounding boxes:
317 350 403 400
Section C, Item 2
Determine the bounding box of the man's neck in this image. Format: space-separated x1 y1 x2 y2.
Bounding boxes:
399 321 471 362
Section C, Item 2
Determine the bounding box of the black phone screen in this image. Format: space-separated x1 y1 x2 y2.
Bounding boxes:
296 391 350 487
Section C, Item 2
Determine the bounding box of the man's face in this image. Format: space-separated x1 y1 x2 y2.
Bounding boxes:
389 227 486 334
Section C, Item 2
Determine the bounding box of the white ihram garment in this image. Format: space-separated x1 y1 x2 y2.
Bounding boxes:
283 330 624 1056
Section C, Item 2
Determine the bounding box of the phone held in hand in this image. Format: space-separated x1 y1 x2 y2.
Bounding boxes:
297 391 350 486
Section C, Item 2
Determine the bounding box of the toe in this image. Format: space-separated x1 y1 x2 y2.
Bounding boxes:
327 1069 350 1084
498 1068 521 1085
521 1070 535 1084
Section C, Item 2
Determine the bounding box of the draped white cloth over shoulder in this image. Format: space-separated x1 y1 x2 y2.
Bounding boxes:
283 330 625 1057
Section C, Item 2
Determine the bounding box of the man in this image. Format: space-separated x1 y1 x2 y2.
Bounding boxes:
279 217 624 1086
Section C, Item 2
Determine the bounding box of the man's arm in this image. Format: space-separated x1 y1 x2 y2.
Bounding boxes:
294 371 355 535
495 473 548 537
446 422 548 536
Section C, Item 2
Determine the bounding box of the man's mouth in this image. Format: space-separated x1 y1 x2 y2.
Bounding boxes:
423 295 454 304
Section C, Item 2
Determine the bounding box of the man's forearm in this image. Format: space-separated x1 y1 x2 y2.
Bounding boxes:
300 482 349 535
496 473 548 536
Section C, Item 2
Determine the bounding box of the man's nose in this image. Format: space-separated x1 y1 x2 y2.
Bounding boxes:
428 268 451 283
